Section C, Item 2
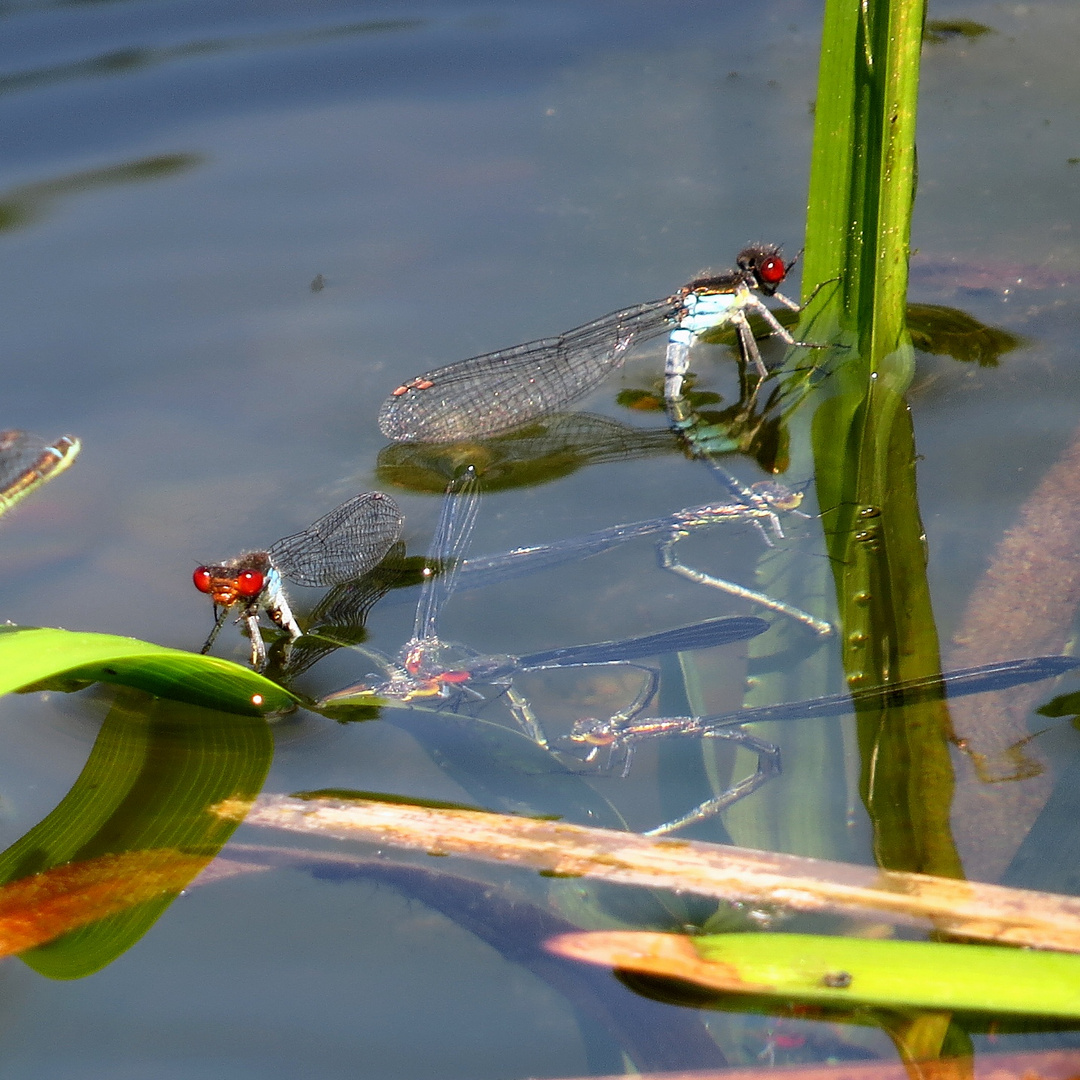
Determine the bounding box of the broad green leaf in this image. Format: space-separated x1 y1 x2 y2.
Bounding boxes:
692 933 1080 1015
0 626 296 716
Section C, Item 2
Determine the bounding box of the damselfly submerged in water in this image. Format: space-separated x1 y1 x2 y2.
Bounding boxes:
0 430 80 516
319 467 769 744
566 654 1080 834
453 479 831 636
379 246 833 443
194 491 404 671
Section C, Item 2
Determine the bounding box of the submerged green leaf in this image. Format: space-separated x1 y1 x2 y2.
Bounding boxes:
1036 691 1080 722
0 690 273 979
290 788 506 815
908 303 1023 367
0 154 201 233
614 386 724 412
923 20 996 44
0 851 213 957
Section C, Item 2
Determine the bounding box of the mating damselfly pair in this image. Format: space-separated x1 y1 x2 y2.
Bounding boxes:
192 469 1080 834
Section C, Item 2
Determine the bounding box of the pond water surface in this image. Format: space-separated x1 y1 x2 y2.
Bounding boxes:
1 0 1080 1076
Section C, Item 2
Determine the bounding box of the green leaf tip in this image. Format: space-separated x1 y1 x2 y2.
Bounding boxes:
0 627 296 716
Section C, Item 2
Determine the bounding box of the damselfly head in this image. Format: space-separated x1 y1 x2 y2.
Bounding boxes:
736 244 790 295
193 552 271 605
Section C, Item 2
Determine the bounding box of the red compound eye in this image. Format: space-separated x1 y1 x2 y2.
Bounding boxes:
235 569 265 597
758 256 787 286
193 567 213 594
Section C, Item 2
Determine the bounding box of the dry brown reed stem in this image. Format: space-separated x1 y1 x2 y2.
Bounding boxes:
220 794 1080 952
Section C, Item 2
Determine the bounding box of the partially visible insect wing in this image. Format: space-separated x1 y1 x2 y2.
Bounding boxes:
377 299 674 443
278 542 410 677
515 616 769 671
268 491 404 587
0 431 81 516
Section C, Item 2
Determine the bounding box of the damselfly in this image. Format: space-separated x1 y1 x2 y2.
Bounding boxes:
567 654 1080 834
379 246 831 443
194 491 404 671
454 479 831 636
0 430 80 516
319 467 768 744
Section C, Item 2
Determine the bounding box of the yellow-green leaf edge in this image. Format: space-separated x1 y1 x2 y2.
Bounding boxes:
693 933 1080 1018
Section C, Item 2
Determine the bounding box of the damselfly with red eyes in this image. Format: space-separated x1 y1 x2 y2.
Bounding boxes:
194 491 404 671
379 245 832 444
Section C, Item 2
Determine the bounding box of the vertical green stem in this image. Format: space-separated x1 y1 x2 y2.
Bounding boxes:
800 0 963 878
